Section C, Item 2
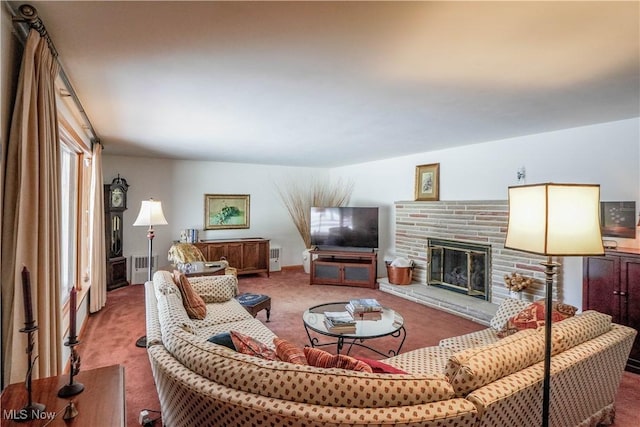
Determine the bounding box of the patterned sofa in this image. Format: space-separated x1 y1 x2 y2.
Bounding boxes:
145 271 636 427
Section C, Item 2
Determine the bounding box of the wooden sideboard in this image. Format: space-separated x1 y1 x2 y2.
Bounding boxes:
1 364 125 426
195 238 270 276
583 247 640 373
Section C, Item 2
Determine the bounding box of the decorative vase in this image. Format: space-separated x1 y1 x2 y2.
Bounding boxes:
509 290 522 300
302 248 311 274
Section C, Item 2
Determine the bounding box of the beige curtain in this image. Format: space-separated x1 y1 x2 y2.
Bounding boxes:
89 143 107 313
1 30 62 384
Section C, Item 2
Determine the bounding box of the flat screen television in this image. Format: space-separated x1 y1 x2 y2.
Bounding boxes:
310 207 379 250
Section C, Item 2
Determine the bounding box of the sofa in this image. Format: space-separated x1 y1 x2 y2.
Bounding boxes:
145 270 636 427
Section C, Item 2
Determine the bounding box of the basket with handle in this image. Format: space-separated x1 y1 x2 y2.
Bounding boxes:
385 260 414 285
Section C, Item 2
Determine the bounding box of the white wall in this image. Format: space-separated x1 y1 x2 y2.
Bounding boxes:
331 118 640 309
104 118 639 308
102 156 328 272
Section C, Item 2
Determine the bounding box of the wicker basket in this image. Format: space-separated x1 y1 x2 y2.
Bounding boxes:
385 261 414 285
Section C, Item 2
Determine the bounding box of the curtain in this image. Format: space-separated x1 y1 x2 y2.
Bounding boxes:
89 143 107 313
1 30 62 384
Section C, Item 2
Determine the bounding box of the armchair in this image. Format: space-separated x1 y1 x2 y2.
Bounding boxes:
168 243 206 264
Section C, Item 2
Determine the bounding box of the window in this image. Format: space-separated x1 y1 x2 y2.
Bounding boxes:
59 118 92 303
60 144 79 300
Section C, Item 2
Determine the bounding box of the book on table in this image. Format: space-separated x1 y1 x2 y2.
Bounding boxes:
323 311 356 333
347 298 383 314
324 311 356 324
346 305 382 320
324 318 357 333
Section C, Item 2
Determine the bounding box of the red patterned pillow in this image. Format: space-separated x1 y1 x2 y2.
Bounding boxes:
355 357 408 374
502 300 577 336
172 270 207 320
230 331 277 360
303 347 373 373
273 338 307 365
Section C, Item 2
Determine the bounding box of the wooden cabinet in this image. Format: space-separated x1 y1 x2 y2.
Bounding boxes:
195 238 270 276
106 256 128 291
583 248 640 373
310 249 378 289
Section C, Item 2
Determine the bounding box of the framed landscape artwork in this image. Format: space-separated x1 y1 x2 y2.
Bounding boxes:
204 194 250 230
415 163 440 201
600 201 636 239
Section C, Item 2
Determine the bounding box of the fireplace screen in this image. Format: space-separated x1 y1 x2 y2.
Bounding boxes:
427 239 490 300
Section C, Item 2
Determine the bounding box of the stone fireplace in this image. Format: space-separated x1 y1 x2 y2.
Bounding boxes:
384 200 555 322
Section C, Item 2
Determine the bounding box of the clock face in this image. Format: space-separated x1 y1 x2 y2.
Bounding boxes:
111 188 124 208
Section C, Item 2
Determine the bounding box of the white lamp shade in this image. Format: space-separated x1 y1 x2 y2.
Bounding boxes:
505 183 604 256
133 199 168 227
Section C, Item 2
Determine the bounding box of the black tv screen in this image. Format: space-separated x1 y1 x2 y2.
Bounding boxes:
310 207 379 250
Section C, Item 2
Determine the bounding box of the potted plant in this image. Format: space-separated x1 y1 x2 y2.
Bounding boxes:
277 178 354 273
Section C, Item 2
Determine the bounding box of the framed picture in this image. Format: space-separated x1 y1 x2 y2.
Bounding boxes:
600 201 636 239
415 163 440 201
204 194 250 230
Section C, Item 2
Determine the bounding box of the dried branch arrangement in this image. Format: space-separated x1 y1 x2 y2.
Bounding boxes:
504 272 534 292
277 178 354 248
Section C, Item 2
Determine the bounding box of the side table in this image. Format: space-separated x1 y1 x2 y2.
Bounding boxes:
1 364 125 426
236 293 271 321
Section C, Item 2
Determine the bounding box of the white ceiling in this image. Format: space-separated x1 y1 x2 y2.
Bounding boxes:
17 1 640 167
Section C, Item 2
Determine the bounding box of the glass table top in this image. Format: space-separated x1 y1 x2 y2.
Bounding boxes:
302 301 404 339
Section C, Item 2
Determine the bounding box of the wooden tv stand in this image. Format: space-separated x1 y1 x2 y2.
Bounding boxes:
310 249 378 289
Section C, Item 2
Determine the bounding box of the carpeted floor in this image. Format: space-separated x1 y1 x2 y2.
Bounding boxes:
80 268 640 427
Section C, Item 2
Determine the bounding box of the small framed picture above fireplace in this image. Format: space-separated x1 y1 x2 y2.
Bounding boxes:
600 201 636 239
415 163 440 201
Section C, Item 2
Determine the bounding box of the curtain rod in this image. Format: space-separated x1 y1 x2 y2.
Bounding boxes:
9 3 101 147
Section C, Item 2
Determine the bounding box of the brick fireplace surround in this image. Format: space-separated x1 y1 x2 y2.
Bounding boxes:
379 200 558 324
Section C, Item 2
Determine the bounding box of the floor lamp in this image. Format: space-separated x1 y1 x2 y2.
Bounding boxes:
133 199 168 348
504 183 604 427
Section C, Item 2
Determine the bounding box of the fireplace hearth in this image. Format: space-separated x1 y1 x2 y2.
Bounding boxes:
427 238 491 300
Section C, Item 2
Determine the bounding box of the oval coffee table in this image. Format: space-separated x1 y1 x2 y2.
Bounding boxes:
302 301 406 357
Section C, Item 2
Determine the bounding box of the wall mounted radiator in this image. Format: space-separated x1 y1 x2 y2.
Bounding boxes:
269 246 282 272
131 254 159 284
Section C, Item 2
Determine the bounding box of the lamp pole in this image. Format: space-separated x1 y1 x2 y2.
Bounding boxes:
146 225 155 282
541 258 559 427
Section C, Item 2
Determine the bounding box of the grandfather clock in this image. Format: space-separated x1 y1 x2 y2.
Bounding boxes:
104 175 130 291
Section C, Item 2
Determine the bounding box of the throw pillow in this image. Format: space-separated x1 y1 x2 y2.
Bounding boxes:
230 331 277 360
273 338 307 365
190 275 238 303
355 357 408 374
303 347 373 373
172 270 207 319
502 300 577 337
207 332 236 351
489 298 530 332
